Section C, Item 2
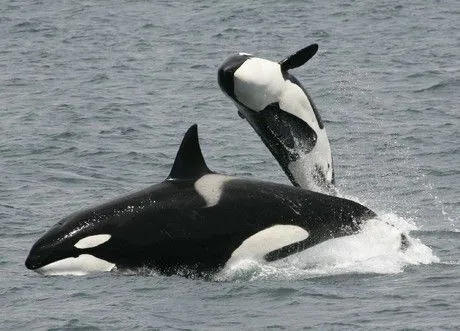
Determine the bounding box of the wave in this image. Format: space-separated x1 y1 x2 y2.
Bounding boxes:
414 77 460 93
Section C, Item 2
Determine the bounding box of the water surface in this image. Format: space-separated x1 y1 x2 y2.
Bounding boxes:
1 0 459 329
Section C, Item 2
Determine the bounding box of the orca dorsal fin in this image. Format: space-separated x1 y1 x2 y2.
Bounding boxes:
279 44 318 71
167 124 212 180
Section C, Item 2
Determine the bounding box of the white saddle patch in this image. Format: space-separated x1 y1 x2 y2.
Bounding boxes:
226 224 309 265
36 254 115 276
74 234 111 249
194 174 231 207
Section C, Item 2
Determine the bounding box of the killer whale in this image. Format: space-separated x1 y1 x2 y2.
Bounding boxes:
25 125 376 276
218 44 335 194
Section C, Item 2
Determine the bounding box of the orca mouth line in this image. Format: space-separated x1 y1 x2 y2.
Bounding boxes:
25 258 37 270
25 254 47 270
25 246 80 270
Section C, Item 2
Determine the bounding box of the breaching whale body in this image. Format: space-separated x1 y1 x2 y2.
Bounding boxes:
25 125 377 276
218 44 336 194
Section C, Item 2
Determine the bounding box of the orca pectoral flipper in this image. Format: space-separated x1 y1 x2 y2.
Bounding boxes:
264 235 319 262
279 44 319 72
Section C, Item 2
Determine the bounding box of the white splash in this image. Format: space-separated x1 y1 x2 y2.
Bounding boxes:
216 214 439 281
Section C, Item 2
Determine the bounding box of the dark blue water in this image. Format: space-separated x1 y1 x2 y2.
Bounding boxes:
1 1 459 329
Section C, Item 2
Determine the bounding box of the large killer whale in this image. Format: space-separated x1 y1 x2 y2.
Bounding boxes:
25 125 377 276
218 44 335 194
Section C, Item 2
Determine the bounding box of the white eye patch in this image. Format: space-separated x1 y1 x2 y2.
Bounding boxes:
74 234 111 249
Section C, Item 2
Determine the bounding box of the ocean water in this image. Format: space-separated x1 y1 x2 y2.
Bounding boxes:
1 0 459 329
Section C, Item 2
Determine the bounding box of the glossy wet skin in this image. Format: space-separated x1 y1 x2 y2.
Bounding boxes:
217 48 335 194
26 125 370 276
26 175 374 275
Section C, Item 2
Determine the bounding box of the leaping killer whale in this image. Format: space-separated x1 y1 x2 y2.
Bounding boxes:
25 125 376 276
218 44 335 195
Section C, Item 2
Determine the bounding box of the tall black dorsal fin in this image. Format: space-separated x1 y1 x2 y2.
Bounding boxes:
279 44 318 71
167 124 212 180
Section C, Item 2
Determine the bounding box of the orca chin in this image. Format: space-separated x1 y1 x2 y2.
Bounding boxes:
25 256 40 270
25 243 60 270
26 124 391 277
35 255 115 276
25 241 76 271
